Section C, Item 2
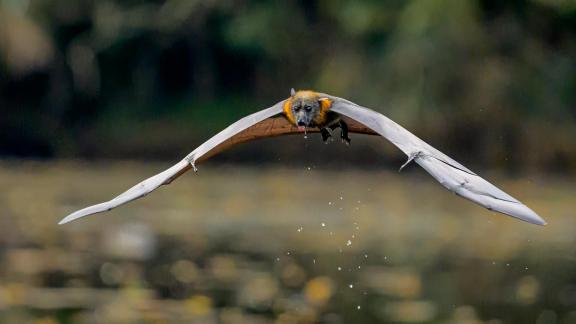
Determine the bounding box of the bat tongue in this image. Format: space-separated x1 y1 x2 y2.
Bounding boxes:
298 126 306 132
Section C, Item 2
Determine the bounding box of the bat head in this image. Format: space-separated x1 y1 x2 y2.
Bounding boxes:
288 89 330 129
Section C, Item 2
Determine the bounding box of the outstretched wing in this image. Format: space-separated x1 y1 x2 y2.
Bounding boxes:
60 101 287 224
326 95 546 225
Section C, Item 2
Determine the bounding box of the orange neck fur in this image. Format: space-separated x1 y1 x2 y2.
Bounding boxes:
283 99 297 125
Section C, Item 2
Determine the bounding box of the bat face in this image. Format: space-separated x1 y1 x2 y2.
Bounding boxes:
291 91 322 128
283 90 333 129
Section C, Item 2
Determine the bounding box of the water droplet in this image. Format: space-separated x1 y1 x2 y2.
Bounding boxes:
357 305 361 310
349 284 354 288
313 259 316 264
339 196 343 200
286 251 291 255
276 257 280 261
357 266 361 269
337 266 342 271
328 201 333 206
364 254 368 258
297 227 303 232
346 240 352 246
307 166 311 170
321 222 326 227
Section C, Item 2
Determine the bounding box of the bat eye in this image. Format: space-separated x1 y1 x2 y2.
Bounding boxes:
304 105 312 112
294 106 301 112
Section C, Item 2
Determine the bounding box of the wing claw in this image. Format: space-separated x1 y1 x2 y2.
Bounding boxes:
399 151 423 172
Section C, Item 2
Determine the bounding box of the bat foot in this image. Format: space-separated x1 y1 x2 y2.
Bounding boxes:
321 128 333 143
340 132 351 145
339 120 351 145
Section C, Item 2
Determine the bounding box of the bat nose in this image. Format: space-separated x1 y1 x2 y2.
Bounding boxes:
297 120 306 127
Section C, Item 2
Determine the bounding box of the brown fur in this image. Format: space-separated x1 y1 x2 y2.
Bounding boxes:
283 90 333 127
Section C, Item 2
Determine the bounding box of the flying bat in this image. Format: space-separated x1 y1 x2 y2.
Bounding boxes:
59 89 546 225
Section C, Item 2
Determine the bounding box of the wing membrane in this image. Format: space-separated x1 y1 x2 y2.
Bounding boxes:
59 102 285 224
328 96 545 225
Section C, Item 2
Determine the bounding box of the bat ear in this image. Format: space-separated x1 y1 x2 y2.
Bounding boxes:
290 88 296 96
318 97 332 110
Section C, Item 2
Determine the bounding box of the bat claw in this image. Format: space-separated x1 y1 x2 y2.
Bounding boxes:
341 133 351 145
399 151 423 172
185 155 198 172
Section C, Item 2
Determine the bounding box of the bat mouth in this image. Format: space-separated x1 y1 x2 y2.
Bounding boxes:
297 126 306 132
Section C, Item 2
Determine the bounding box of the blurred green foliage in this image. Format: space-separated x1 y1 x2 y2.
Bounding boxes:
0 0 575 172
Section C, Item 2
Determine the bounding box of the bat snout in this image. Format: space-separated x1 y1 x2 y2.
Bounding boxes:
295 113 313 127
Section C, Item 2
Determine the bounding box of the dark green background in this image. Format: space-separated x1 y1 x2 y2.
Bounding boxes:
1 0 575 173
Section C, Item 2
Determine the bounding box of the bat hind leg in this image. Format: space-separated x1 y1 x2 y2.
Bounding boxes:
320 128 333 143
323 112 350 145
339 120 351 145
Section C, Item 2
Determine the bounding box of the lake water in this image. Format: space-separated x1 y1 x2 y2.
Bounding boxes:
0 161 574 323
